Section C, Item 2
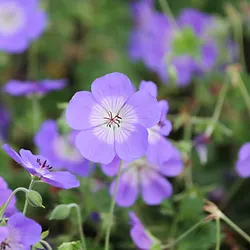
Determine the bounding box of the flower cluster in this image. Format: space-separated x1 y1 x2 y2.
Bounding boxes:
129 1 234 86
0 0 47 53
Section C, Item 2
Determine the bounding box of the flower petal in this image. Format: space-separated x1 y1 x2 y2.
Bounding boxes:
3 80 36 96
125 90 160 128
141 169 172 205
66 91 99 130
42 171 80 189
115 124 148 162
0 227 8 242
101 156 121 177
139 80 158 97
236 158 250 178
76 126 115 164
91 72 136 103
131 224 153 249
2 144 23 164
110 168 139 207
8 212 42 246
238 143 250 161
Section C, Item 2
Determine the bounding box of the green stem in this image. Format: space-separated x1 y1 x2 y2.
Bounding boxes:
40 240 53 250
221 213 250 243
205 84 229 137
237 74 250 117
0 187 28 218
105 160 123 250
23 179 35 216
158 0 180 30
162 218 206 249
216 219 221 250
31 96 41 133
68 203 87 250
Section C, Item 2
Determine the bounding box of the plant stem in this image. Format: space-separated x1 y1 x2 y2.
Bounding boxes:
162 218 206 249
23 179 35 215
40 240 53 250
104 160 123 250
216 219 221 250
237 74 250 117
221 213 250 243
68 203 87 250
0 187 28 219
205 84 229 137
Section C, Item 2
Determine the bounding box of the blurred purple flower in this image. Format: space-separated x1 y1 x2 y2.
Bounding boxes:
139 80 172 164
129 212 153 250
0 176 17 217
107 143 183 207
2 144 80 189
236 143 250 178
35 120 91 177
3 79 67 96
66 72 160 164
0 106 10 141
129 5 222 86
0 212 41 249
0 0 47 53
193 133 210 164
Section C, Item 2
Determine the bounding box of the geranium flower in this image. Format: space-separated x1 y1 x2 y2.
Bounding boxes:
3 79 67 96
66 72 160 164
2 144 80 189
0 213 41 249
193 133 210 164
0 0 47 53
129 3 234 86
0 177 17 217
35 120 90 177
108 144 183 207
139 80 172 164
129 212 153 250
235 143 250 178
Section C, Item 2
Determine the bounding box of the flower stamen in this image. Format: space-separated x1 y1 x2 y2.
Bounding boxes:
104 111 122 128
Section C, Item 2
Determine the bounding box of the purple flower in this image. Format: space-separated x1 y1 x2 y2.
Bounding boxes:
0 106 10 141
139 81 172 164
129 5 223 86
66 72 161 164
2 144 80 189
193 133 210 164
35 120 91 177
0 0 47 53
236 143 250 178
3 79 67 96
108 144 183 207
0 212 41 249
0 176 17 217
129 212 153 250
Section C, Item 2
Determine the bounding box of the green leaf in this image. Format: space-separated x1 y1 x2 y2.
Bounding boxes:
41 230 49 240
58 241 82 250
49 204 71 220
150 242 162 250
33 242 45 249
160 200 174 216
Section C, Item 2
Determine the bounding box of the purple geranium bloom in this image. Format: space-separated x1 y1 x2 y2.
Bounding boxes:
4 79 67 96
129 212 153 250
0 177 17 217
0 212 41 249
193 133 210 165
2 144 80 189
139 80 172 164
235 143 250 178
35 120 91 177
0 0 47 53
108 144 183 207
66 72 161 164
129 5 222 86
0 106 10 141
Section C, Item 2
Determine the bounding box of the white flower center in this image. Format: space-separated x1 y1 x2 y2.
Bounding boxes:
0 2 25 36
